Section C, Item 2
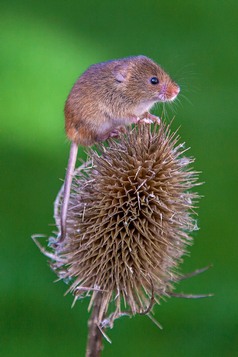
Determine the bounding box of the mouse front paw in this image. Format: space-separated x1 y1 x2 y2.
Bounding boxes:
128 115 141 124
140 112 160 124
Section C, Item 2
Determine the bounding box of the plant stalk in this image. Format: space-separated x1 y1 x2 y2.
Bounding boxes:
86 293 104 357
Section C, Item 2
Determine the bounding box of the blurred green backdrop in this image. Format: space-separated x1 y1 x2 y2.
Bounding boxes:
1 0 237 356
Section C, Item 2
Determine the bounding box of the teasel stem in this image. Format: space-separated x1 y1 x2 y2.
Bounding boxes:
86 293 104 357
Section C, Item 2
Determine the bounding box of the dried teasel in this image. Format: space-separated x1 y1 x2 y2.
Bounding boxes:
35 122 202 330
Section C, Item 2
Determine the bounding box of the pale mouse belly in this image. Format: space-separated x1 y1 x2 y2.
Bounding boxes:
132 100 156 117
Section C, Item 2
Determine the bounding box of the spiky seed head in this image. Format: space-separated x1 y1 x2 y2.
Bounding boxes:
49 122 200 326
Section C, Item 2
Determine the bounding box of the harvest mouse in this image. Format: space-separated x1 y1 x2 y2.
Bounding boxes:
59 55 180 242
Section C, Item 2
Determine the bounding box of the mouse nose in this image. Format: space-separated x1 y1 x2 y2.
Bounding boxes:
165 83 180 102
170 83 180 100
173 84 180 96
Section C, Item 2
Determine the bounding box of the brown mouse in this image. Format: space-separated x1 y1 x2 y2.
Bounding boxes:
59 55 180 242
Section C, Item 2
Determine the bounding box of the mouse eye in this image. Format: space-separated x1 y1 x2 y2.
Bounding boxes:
150 77 159 85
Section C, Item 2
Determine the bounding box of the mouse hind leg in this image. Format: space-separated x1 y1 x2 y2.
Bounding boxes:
96 125 127 142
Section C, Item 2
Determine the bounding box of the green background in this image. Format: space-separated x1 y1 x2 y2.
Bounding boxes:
1 0 237 356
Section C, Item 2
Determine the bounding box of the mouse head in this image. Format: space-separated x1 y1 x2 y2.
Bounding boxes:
113 56 180 104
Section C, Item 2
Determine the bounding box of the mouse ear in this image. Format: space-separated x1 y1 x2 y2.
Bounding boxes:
113 63 129 82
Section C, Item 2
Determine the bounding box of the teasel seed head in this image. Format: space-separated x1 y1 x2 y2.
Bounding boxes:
48 122 200 326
